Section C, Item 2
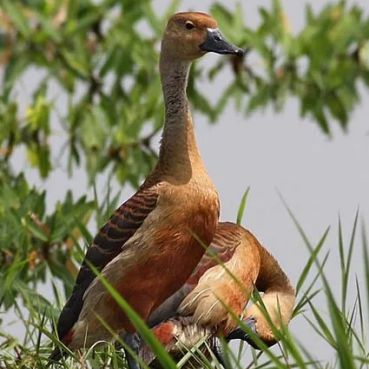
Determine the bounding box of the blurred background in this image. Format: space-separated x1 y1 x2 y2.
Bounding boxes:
1 0 369 367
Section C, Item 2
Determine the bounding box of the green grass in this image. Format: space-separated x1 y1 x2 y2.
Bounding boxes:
0 202 368 369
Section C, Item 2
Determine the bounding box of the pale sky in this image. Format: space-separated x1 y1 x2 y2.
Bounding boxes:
5 0 369 364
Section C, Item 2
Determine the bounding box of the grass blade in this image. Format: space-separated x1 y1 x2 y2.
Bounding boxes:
236 187 250 225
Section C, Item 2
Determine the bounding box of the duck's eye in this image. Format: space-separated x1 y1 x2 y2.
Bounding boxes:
185 21 195 30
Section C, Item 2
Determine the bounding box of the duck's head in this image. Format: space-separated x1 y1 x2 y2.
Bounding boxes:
162 12 245 61
226 292 295 348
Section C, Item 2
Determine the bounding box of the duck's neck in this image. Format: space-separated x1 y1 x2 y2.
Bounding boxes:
256 246 295 296
157 54 204 182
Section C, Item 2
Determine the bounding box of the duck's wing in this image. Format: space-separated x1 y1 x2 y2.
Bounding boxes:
56 184 160 343
147 225 240 327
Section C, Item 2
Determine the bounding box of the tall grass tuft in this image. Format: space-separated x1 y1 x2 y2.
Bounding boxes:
0 198 368 369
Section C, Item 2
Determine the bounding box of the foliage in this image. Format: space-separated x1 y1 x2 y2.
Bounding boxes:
1 0 369 184
0 0 369 368
1 199 369 369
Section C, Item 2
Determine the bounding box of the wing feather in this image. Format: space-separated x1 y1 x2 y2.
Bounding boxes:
56 184 160 341
147 222 241 327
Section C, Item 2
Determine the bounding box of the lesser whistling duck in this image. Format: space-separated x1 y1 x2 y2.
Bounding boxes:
50 12 244 365
139 222 295 367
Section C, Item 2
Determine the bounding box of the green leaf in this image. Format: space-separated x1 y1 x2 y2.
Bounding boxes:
1 1 30 37
359 40 369 69
22 216 48 242
236 187 250 225
296 229 329 294
60 49 90 79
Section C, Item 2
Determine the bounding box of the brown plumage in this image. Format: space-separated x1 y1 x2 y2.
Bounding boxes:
51 12 244 357
140 222 295 367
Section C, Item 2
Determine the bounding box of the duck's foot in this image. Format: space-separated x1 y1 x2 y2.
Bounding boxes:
122 332 141 369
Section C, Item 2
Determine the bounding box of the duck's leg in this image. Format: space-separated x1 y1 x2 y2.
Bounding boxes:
212 318 257 368
123 332 141 369
212 337 227 368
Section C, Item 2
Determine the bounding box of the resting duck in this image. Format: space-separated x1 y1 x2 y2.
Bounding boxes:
140 222 295 367
50 12 244 367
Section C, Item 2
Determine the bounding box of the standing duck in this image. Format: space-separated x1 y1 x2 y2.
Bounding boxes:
50 12 244 366
140 222 295 367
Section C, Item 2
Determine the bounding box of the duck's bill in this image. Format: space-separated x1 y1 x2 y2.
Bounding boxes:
226 317 256 342
200 28 245 56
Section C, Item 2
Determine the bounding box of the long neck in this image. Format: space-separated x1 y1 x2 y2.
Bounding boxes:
242 246 295 346
255 245 295 296
157 53 204 182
